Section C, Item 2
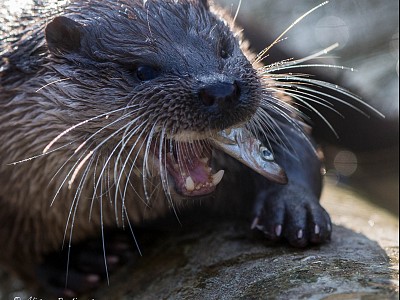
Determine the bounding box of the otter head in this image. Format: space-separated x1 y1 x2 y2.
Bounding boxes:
44 0 263 198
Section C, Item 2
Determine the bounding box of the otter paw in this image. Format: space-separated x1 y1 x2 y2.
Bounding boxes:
36 232 136 297
251 186 332 247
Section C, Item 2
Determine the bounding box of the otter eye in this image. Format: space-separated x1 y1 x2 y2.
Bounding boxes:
219 39 232 59
220 48 229 59
136 65 158 81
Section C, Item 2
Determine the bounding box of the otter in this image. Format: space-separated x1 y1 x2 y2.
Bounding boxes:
1 0 333 296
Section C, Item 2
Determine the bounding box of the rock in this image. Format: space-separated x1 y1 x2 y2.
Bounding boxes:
89 180 399 300
1 182 398 299
93 181 399 300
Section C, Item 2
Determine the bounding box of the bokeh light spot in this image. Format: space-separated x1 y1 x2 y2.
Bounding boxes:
334 150 358 177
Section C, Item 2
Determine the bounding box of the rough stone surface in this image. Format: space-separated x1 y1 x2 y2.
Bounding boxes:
1 181 398 299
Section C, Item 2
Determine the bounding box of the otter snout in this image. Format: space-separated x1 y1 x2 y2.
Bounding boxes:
198 81 241 112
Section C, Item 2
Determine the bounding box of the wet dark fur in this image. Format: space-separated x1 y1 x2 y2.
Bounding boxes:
0 0 331 295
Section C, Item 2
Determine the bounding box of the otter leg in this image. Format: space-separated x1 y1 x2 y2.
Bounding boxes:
251 121 332 247
36 231 137 297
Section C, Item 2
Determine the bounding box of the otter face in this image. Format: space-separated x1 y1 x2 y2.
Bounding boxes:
44 0 263 197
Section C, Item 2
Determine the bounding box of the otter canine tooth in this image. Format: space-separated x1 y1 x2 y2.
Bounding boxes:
185 176 195 192
212 170 225 186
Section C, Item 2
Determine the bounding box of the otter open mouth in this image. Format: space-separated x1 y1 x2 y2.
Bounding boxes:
163 141 224 197
155 127 287 198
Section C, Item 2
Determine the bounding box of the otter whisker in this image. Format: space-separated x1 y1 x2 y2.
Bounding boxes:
209 24 218 36
248 114 276 147
62 151 96 288
261 43 340 73
69 132 123 193
265 97 311 129
245 116 261 140
258 93 299 126
270 87 345 118
284 84 363 117
112 121 150 220
115 122 152 173
31 110 137 180
43 105 142 154
99 176 111 286
123 206 142 257
74 109 144 153
88 154 120 213
263 74 369 116
64 153 97 247
121 161 150 213
35 77 71 93
254 1 330 65
73 112 144 176
259 46 383 119
232 0 242 25
159 126 181 224
55 113 147 224
106 152 115 214
142 123 159 203
250 110 292 155
114 120 148 178
132 123 157 167
254 95 315 156
145 2 154 41
89 154 102 221
73 151 111 285
276 77 384 117
290 93 339 138
119 128 153 206
51 144 96 206
69 150 94 188
118 123 154 213
263 62 354 74
8 139 79 166
89 123 148 224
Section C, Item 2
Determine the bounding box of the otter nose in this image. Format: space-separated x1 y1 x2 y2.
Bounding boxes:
199 81 241 109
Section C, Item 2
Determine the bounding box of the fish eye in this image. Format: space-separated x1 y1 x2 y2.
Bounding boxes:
260 146 274 161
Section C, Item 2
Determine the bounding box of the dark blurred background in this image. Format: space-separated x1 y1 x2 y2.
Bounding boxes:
217 0 399 215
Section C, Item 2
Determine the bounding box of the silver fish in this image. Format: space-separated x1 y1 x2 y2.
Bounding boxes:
210 128 288 184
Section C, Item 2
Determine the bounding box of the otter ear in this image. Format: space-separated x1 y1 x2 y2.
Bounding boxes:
45 16 83 54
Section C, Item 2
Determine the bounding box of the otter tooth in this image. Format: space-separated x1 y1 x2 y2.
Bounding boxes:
185 176 195 192
211 170 225 186
200 157 209 164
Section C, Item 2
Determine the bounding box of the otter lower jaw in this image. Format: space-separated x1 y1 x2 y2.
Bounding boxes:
152 138 225 197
